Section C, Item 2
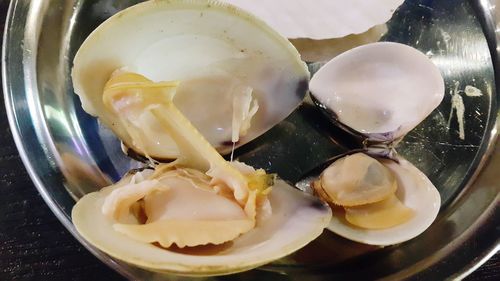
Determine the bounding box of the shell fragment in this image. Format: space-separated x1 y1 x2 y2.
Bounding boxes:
222 0 404 39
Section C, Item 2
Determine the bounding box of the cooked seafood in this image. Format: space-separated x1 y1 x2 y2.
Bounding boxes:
309 42 444 245
72 71 331 275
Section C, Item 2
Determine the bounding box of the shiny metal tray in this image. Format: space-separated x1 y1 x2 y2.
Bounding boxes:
3 0 499 280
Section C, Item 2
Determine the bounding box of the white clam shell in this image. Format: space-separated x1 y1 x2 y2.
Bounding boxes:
310 42 445 140
328 157 441 246
222 0 404 39
72 0 309 160
72 179 331 276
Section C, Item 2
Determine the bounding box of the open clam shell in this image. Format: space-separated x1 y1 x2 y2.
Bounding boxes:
308 42 443 245
72 173 331 276
326 156 441 246
72 55 331 276
309 42 445 143
72 0 309 160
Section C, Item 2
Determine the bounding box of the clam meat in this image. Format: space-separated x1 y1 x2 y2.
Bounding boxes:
312 153 440 245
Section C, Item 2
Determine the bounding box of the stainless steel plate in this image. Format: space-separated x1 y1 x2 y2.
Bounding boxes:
3 0 499 280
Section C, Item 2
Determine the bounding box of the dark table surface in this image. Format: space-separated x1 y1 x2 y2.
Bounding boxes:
0 0 497 280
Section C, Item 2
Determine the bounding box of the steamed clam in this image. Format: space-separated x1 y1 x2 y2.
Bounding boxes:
72 0 309 160
311 152 440 245
71 0 331 276
308 42 444 245
72 73 331 275
74 167 331 275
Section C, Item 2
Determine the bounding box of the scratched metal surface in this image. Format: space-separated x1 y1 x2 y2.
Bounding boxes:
241 0 496 207
2 0 498 280
386 1 495 207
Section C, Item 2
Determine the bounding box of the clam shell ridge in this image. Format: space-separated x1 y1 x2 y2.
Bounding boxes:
222 0 404 39
72 0 309 160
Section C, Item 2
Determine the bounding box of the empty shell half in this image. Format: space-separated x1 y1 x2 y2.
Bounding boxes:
308 42 444 245
310 42 445 143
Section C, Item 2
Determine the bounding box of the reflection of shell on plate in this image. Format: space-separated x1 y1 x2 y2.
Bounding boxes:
222 0 403 39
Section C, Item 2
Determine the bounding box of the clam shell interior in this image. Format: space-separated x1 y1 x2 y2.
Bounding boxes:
309 42 445 140
328 157 441 246
72 0 309 159
72 179 331 276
